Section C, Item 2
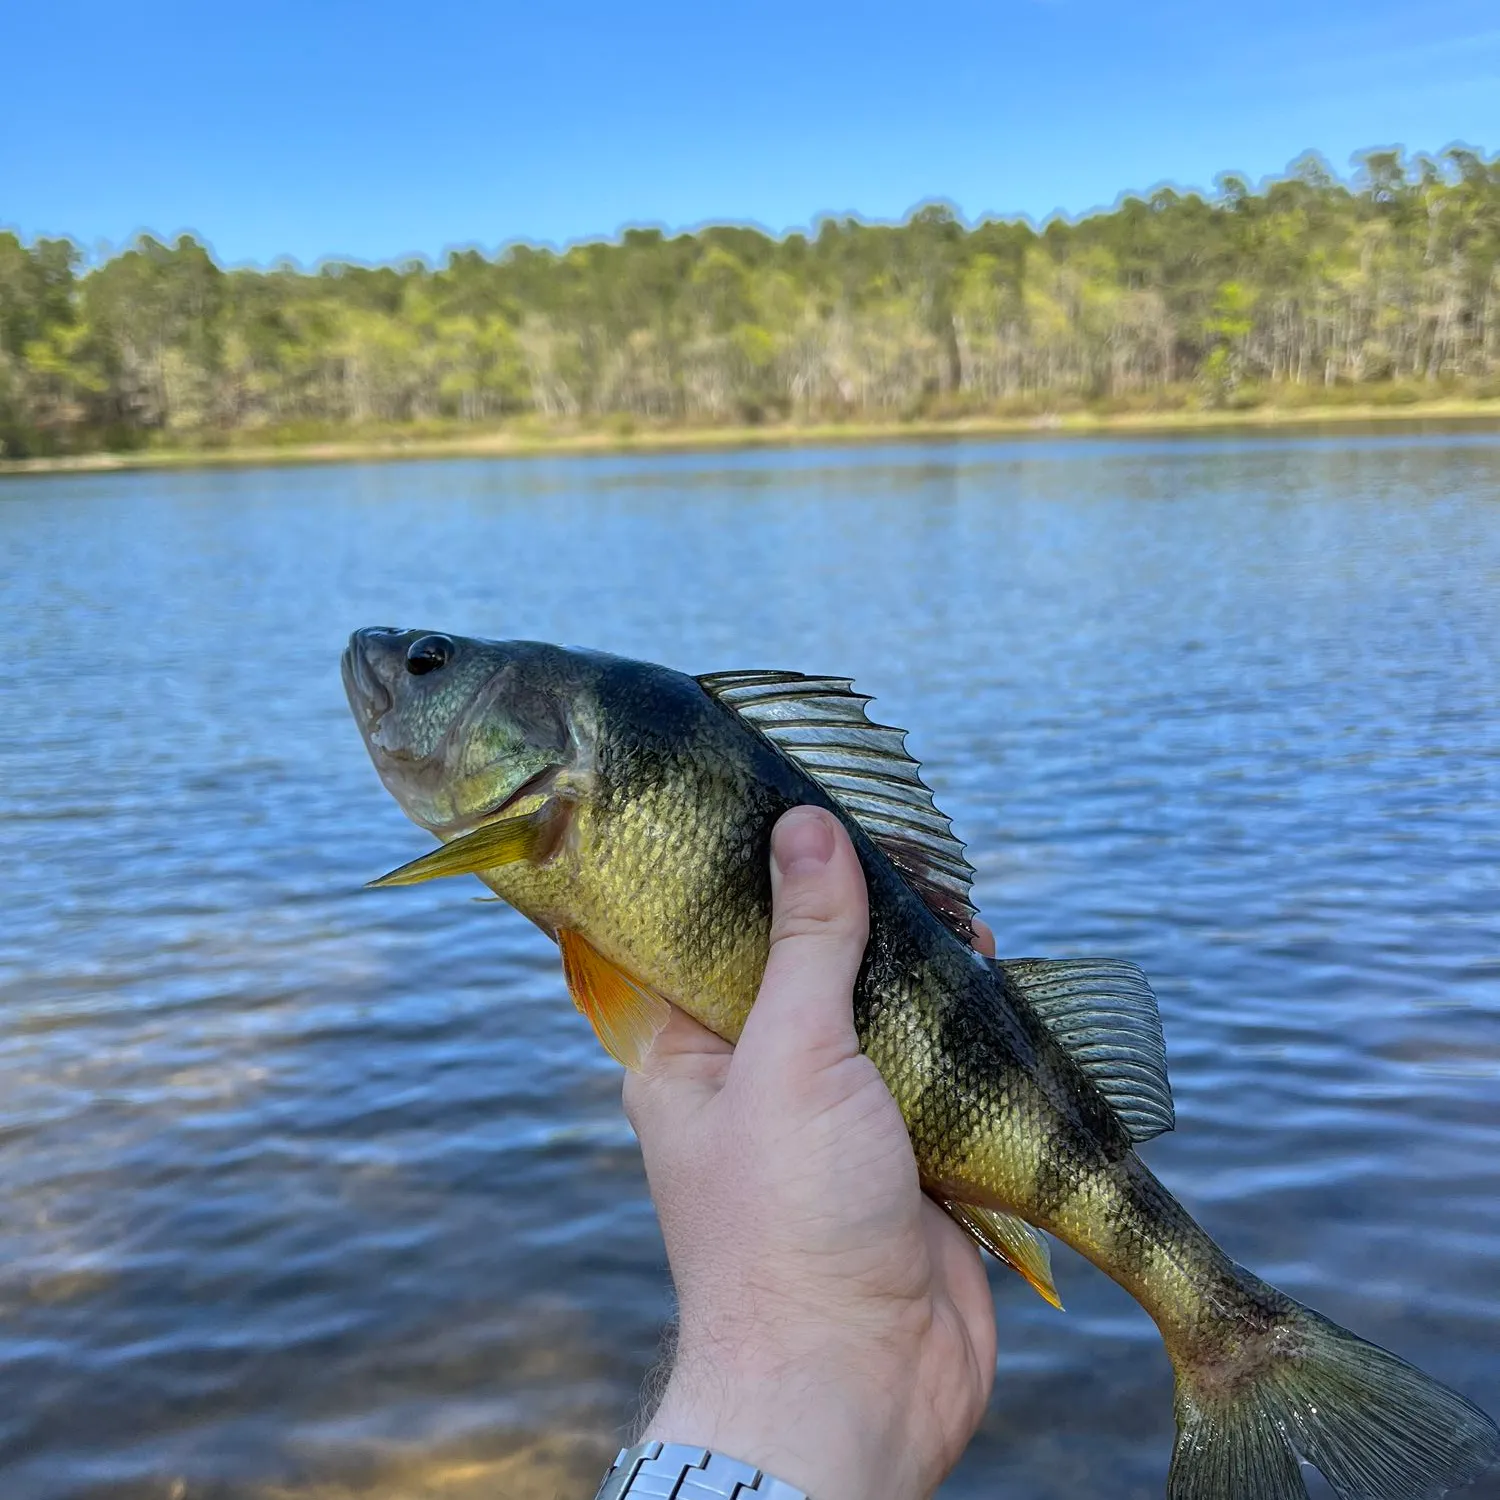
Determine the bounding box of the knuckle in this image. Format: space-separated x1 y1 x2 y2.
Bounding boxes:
620 1075 649 1132
761 928 865 1001
770 901 845 944
769 885 865 948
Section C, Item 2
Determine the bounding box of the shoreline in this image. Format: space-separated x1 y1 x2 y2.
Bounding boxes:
4 397 1499 479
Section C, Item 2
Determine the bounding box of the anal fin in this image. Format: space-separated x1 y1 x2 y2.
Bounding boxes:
558 930 672 1071
942 1199 1063 1311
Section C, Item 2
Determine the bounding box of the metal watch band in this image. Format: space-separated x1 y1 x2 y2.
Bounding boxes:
594 1439 810 1500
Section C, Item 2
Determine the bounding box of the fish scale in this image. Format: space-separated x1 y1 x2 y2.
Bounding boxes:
344 628 1498 1500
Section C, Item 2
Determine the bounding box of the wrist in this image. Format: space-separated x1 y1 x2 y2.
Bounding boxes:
644 1338 921 1500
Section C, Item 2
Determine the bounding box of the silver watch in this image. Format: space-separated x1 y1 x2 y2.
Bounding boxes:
594 1440 809 1499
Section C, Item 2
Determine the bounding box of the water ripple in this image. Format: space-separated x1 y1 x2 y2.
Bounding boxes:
1 433 1497 1498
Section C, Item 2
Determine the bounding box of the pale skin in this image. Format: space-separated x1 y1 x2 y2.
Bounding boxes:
622 806 1001 1500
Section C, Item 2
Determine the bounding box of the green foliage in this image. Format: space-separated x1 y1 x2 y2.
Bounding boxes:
2 146 1499 457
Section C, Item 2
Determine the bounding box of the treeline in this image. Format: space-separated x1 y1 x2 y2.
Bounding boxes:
3 147 1499 457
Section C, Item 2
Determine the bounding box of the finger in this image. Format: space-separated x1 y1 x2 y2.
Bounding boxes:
971 917 996 959
736 806 869 1072
623 1006 731 1140
642 1003 734 1067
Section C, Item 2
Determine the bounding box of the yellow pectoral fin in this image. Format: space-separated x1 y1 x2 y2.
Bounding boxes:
942 1199 1064 1311
557 929 672 1071
368 798 569 888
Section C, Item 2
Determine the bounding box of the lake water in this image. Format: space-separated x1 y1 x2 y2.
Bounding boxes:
1 432 1497 1500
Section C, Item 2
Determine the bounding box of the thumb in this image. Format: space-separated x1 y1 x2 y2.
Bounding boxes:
736 806 870 1074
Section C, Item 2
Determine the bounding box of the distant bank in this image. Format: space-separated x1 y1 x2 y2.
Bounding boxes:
4 397 1499 479
5 148 1500 471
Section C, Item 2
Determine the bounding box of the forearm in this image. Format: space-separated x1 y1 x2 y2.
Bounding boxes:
642 1329 929 1500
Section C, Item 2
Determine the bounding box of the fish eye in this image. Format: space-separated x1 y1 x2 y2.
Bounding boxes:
405 635 454 676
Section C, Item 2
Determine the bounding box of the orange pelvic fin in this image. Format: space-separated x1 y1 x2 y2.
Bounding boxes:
558 929 672 1071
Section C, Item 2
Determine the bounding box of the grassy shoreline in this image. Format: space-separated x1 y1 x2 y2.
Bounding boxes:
4 396 1500 479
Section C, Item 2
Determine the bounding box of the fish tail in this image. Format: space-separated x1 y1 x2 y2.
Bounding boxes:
1166 1274 1498 1500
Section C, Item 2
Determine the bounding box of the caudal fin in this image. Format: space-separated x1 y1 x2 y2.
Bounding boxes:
1169 1294 1498 1500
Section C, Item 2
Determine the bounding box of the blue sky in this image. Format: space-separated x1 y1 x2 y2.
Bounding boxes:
3 0 1497 267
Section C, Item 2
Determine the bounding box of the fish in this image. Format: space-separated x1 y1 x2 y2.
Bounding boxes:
342 626 1498 1500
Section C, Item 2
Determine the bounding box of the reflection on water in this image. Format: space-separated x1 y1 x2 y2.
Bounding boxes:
258 1431 614 1500
1 431 1498 1499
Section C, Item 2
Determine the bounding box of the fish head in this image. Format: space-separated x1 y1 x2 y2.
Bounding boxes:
342 627 583 836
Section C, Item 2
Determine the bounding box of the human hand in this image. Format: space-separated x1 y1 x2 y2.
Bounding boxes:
621 806 999 1500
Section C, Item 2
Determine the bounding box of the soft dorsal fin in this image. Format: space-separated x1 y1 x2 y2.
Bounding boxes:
1000 957 1175 1143
696 670 976 941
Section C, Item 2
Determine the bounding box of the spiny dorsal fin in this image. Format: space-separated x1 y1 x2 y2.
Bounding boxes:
1000 957 1175 1143
696 669 976 941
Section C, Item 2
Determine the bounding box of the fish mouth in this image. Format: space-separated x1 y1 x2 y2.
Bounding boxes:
342 628 399 734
